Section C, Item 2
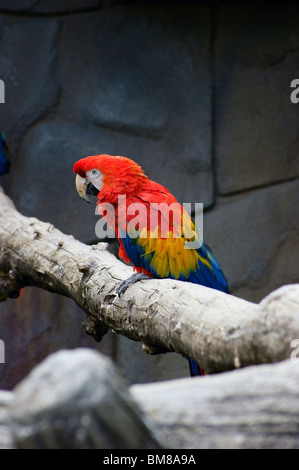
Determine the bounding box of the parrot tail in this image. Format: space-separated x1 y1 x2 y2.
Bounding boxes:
188 358 205 377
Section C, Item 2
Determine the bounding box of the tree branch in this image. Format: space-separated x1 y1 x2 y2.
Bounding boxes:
3 349 299 449
131 358 299 449
0 188 298 373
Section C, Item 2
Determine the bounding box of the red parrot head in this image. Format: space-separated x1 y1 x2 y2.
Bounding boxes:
73 154 147 203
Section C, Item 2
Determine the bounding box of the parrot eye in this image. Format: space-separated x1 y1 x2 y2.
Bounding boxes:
85 168 103 193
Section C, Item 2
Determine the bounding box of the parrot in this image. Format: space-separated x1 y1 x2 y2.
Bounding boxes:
0 129 11 176
73 154 229 376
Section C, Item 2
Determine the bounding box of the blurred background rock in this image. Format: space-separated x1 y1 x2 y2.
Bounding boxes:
0 0 298 389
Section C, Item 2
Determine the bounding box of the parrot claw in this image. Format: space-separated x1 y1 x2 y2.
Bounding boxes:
116 273 149 296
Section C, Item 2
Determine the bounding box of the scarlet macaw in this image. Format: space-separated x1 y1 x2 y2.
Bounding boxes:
74 154 229 376
0 130 10 176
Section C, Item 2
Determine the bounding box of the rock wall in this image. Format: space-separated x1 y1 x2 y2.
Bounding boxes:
0 0 298 389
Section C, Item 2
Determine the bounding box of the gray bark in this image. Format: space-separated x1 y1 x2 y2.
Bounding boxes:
10 349 163 449
0 188 299 373
131 359 299 449
2 350 299 449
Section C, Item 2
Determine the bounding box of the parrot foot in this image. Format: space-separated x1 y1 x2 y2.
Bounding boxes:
116 273 149 296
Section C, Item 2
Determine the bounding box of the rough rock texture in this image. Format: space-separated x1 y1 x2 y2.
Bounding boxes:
131 359 299 449
10 349 162 449
204 179 299 302
3 350 299 449
0 288 116 390
0 15 60 154
215 1 299 194
0 1 298 388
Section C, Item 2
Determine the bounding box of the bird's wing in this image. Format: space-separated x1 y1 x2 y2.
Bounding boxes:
115 188 229 293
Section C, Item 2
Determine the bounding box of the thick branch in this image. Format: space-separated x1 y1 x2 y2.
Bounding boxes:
131 358 299 449
3 349 299 449
0 188 299 373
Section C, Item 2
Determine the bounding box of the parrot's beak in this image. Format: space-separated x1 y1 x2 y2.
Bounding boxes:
75 174 91 203
75 174 100 203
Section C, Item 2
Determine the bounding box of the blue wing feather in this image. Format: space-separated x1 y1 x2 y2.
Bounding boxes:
192 241 230 293
120 230 229 293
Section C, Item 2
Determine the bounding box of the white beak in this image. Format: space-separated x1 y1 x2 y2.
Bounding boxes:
75 174 90 203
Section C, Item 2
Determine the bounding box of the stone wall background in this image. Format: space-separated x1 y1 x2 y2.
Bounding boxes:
0 0 298 389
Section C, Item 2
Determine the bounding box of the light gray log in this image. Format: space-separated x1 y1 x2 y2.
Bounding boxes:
0 188 299 373
131 359 299 449
8 351 299 449
10 348 163 449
